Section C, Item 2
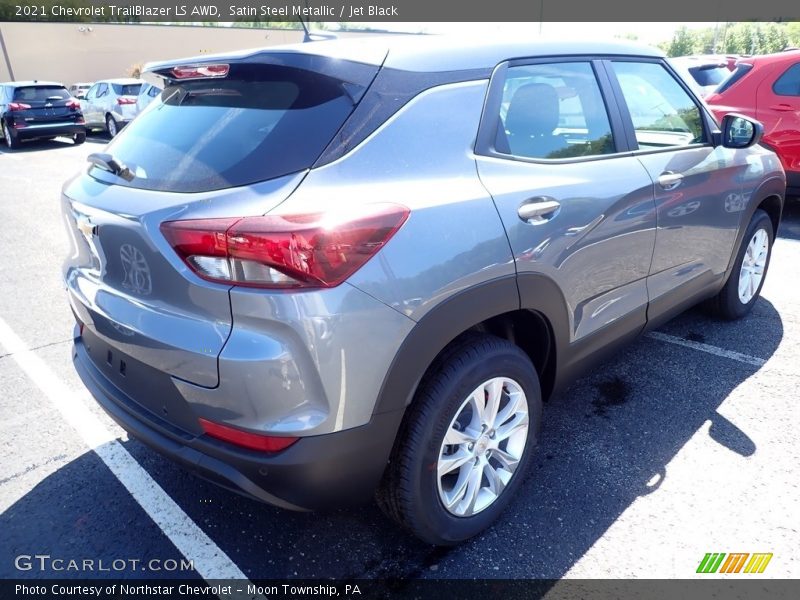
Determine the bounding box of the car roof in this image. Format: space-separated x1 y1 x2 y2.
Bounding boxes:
743 49 800 67
146 35 663 75
93 78 143 85
1 81 65 88
670 55 728 66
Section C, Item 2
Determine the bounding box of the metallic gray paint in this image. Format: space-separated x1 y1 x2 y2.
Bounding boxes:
65 40 784 460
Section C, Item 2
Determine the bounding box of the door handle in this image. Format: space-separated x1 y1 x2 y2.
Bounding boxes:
518 198 561 223
769 103 794 112
657 171 683 190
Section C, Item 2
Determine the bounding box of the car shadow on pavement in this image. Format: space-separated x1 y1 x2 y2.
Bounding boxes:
0 297 783 581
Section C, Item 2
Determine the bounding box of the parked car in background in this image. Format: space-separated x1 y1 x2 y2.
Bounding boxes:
706 49 800 195
135 82 162 114
80 78 143 138
1 81 86 150
62 38 784 545
69 82 93 99
670 55 731 97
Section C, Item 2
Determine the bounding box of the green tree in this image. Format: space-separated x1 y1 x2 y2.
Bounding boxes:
662 26 698 57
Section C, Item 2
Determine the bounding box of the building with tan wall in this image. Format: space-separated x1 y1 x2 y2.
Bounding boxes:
0 22 386 84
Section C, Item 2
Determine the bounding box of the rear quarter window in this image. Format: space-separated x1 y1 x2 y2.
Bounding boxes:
773 62 800 96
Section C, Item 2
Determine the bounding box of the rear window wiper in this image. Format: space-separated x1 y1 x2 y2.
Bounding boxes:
87 152 134 182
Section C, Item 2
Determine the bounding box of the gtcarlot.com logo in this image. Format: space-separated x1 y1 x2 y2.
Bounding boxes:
14 554 194 572
696 552 773 574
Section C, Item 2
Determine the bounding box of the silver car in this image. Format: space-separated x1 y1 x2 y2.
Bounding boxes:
80 78 143 137
135 82 162 114
68 82 93 100
62 37 784 545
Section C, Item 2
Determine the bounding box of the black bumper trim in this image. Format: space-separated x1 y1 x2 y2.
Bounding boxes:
73 337 404 511
16 124 85 140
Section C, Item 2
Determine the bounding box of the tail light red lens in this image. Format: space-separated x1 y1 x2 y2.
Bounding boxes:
8 102 31 111
117 97 137 105
199 418 298 452
171 64 230 80
66 99 81 110
161 203 409 289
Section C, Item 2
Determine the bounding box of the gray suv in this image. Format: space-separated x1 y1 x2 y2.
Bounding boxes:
62 37 785 545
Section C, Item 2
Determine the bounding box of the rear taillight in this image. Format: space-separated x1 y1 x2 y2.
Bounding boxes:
66 98 81 110
161 203 409 289
8 102 31 111
117 97 136 105
171 64 229 80
199 418 298 452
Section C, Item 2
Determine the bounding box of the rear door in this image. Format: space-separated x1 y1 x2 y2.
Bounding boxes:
112 82 142 120
475 58 656 346
757 59 800 177
64 53 380 388
604 59 746 321
11 85 77 125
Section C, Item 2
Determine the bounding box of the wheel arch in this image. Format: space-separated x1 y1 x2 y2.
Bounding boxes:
723 175 785 282
372 274 569 420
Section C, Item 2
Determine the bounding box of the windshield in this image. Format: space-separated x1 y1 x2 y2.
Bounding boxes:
689 65 729 87
90 59 378 193
112 83 143 96
13 86 70 102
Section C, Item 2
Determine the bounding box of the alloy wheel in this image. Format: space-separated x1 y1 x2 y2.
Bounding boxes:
437 377 529 517
738 228 769 304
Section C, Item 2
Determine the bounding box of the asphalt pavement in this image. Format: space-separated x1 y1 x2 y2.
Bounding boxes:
0 135 798 582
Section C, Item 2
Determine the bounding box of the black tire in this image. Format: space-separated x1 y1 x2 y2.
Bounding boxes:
2 121 20 150
377 334 542 545
73 132 86 145
708 209 774 320
106 114 119 138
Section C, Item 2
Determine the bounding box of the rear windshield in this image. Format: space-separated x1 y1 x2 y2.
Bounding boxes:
13 86 69 102
112 83 143 96
715 63 753 94
91 59 378 192
689 65 728 87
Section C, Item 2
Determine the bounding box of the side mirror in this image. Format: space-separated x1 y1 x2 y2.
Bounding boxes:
720 113 763 149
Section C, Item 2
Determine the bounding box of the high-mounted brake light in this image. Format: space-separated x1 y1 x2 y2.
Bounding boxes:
160 203 410 289
171 64 230 80
8 102 31 111
117 97 137 105
199 418 298 452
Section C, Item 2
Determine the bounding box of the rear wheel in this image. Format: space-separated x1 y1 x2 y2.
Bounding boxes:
106 115 119 138
2 121 20 150
709 209 773 320
377 335 542 545
73 132 86 145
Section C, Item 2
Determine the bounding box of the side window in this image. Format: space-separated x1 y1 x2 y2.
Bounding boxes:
494 61 616 160
773 63 800 96
97 83 108 98
610 61 705 149
86 84 98 99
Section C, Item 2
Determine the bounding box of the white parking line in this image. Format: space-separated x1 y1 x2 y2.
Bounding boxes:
0 316 249 582
646 331 766 367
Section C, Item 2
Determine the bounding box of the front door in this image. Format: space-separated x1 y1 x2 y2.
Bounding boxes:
604 59 747 320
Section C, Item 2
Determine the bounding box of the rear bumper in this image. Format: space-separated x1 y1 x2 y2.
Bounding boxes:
73 332 404 511
15 122 85 140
